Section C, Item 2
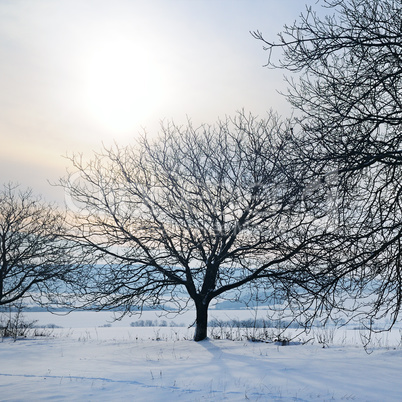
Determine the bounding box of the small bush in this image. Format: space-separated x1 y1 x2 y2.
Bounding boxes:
0 305 38 341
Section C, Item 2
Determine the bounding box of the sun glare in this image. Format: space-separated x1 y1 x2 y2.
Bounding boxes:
84 34 162 135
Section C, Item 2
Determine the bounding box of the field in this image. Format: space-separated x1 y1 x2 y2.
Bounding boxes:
1 310 402 401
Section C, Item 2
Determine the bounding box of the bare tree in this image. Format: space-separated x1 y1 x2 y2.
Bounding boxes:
0 183 73 307
253 0 402 331
62 112 325 341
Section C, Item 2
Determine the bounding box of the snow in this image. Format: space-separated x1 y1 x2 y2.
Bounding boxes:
1 312 402 401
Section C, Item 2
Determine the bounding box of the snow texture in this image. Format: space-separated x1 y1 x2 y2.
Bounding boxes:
0 312 401 401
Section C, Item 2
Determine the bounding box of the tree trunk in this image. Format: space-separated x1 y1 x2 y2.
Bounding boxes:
194 301 209 341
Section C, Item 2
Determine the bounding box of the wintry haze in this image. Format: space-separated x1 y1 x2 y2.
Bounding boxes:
1 0 319 202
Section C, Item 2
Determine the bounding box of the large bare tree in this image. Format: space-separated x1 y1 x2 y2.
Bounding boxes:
0 183 74 307
62 112 325 341
253 0 402 331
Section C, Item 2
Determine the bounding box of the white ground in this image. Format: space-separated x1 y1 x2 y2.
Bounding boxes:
1 311 402 401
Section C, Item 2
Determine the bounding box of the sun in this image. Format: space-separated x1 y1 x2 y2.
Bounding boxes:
83 33 162 135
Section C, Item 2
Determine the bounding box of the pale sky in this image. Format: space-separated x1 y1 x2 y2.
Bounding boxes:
0 0 321 203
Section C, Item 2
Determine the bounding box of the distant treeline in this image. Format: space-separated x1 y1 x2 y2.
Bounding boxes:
130 320 186 327
129 318 303 329
208 318 303 329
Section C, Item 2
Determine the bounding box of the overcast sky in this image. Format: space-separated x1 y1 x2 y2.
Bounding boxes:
1 0 321 203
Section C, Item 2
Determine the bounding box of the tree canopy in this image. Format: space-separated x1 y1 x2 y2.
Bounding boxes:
62 112 326 340
0 183 73 307
254 0 402 331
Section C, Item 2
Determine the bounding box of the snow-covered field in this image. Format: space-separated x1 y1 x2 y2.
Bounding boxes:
1 310 402 401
